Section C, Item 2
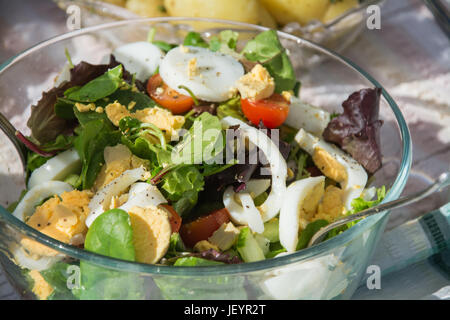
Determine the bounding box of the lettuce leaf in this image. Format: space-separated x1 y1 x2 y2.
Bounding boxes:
73 119 121 189
77 209 144 300
183 31 209 48
241 29 297 93
323 88 383 174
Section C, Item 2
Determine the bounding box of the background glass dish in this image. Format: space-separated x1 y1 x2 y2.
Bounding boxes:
53 0 385 53
0 18 411 300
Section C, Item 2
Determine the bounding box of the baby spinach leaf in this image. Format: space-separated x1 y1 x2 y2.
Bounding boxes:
174 257 224 266
65 65 123 103
73 119 121 189
111 89 157 110
241 29 297 93
183 31 209 48
296 219 329 250
40 262 77 300
77 209 144 300
84 209 135 260
153 41 177 53
73 107 111 127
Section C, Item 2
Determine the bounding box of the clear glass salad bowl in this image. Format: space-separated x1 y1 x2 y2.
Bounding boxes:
0 18 411 300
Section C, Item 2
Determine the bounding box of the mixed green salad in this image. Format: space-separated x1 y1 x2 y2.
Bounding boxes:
9 29 386 300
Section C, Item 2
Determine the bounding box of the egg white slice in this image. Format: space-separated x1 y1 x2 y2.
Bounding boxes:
294 129 368 209
27 148 81 190
12 181 74 221
113 41 164 82
159 46 244 102
279 176 325 253
86 167 146 228
221 117 287 222
12 247 63 271
285 97 330 137
119 182 167 212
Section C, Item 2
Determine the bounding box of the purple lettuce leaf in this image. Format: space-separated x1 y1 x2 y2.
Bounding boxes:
192 249 242 264
322 87 383 174
27 55 145 145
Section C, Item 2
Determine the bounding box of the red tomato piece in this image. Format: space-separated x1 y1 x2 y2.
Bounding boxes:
147 74 194 114
241 93 290 129
179 208 231 248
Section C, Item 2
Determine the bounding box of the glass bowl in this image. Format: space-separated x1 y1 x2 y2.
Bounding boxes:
0 18 411 300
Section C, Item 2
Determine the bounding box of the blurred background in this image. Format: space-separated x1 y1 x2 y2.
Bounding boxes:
0 0 449 299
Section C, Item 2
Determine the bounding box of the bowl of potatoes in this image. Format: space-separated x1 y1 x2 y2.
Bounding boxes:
55 0 384 52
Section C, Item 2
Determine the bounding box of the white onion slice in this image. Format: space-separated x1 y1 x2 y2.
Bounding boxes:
119 182 167 212
86 167 146 228
223 186 264 234
221 117 287 222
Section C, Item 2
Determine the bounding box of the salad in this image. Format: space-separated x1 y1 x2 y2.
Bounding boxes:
8 29 386 300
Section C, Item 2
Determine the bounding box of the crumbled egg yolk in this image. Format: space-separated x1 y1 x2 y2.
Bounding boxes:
75 102 96 112
312 147 348 183
314 185 347 222
29 270 53 300
93 144 148 191
21 190 92 257
298 183 347 230
235 64 275 101
104 101 184 139
187 57 198 79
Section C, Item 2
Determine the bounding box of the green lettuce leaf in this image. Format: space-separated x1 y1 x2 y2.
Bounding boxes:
76 209 144 300
65 65 124 103
183 31 209 48
216 96 246 122
241 29 297 93
73 119 121 189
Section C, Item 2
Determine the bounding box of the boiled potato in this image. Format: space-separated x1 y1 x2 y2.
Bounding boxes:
126 0 168 17
322 0 359 23
259 0 329 26
100 0 127 7
164 0 277 28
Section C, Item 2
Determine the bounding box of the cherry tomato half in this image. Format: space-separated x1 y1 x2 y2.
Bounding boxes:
147 74 194 114
179 208 231 248
241 93 290 129
159 204 182 234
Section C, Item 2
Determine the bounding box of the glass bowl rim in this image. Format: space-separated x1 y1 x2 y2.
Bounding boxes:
0 17 412 276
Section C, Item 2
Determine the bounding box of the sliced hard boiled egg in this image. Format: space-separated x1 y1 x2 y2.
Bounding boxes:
159 46 244 102
113 41 164 82
119 182 167 212
86 167 147 228
294 129 368 209
284 97 330 137
12 181 74 221
279 176 325 253
27 148 81 190
221 117 287 222
12 246 63 271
